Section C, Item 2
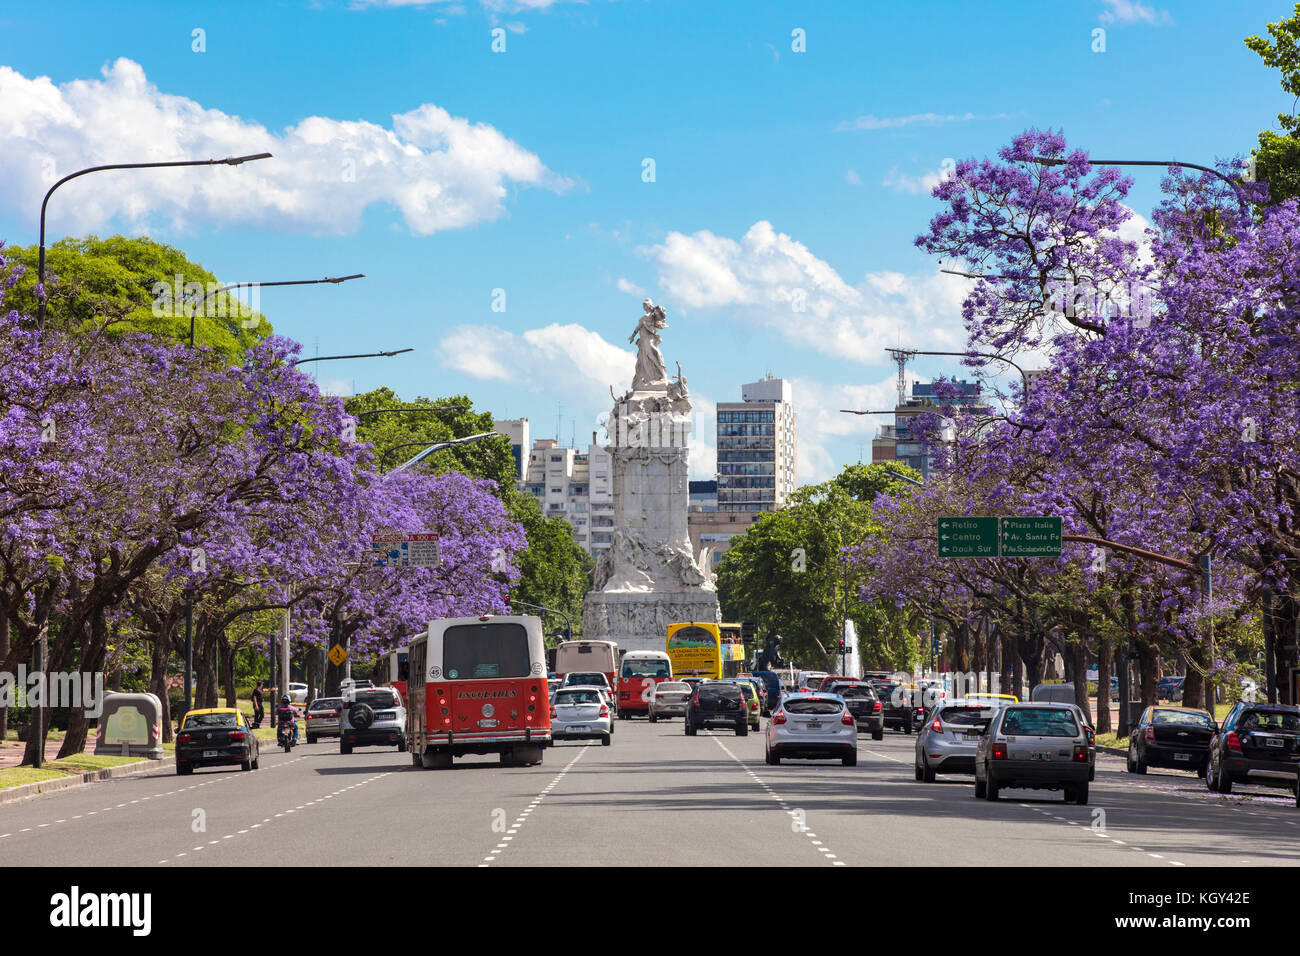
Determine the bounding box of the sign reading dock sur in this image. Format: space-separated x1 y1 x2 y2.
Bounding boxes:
937 517 999 557
1000 516 1062 557
937 517 1062 558
371 532 440 568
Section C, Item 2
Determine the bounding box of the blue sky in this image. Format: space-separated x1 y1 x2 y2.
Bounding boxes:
0 0 1290 480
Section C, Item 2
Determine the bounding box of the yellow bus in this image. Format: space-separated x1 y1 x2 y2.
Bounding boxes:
667 622 746 680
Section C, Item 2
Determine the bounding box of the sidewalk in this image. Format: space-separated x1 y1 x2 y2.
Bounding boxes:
0 735 70 769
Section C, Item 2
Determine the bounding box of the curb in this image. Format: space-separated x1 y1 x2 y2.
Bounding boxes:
0 755 176 807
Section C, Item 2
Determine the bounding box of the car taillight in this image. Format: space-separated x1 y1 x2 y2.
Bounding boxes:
228 730 246 742
1073 745 1089 762
599 705 609 718
773 711 787 725
177 733 191 744
992 742 1007 760
1226 732 1242 752
306 714 315 720
1143 725 1155 743
931 718 943 733
841 711 854 726
1085 727 1095 744
549 706 556 718
872 701 882 714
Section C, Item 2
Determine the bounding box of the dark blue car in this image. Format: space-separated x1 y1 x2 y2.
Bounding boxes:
749 671 784 714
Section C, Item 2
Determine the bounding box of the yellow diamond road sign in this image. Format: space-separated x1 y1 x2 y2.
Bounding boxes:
327 644 347 667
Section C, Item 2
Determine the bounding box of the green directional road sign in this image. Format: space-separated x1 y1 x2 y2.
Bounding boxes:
937 517 999 557
1001 516 1062 557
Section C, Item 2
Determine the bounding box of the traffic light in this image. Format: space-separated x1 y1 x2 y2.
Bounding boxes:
741 620 757 644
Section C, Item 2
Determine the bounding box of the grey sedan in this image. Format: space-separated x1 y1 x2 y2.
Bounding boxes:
649 681 692 722
305 696 344 742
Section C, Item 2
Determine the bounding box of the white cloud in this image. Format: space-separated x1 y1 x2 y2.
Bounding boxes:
845 168 862 187
616 276 648 297
834 111 1010 133
1098 0 1172 26
437 325 519 381
0 58 570 236
882 164 945 195
317 378 356 397
788 374 913 483
643 220 969 365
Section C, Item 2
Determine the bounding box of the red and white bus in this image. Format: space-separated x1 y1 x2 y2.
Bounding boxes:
616 650 673 719
376 645 410 705
554 639 619 691
407 614 551 768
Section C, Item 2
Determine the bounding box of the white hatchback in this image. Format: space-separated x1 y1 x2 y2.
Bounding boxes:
766 693 858 766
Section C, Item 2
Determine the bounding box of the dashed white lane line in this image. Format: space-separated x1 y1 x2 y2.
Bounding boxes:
1021 803 1185 866
158 772 389 864
480 747 589 867
713 737 846 866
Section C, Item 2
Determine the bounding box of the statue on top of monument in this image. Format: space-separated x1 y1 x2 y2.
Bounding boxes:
629 299 669 389
667 360 691 412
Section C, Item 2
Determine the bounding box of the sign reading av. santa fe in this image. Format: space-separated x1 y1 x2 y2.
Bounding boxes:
937 516 1062 558
370 532 440 568
1000 516 1062 557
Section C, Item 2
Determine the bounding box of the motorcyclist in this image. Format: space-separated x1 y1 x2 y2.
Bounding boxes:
276 695 299 744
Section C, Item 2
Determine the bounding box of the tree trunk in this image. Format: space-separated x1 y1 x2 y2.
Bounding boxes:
0 613 8 744
1095 637 1112 735
1139 640 1160 708
59 607 110 758
1070 639 1092 726
221 633 237 709
148 621 176 743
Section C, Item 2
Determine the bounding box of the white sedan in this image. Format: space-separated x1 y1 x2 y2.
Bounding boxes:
287 682 309 704
550 686 612 746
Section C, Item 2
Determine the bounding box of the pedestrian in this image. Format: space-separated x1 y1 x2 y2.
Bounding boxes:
252 680 265 728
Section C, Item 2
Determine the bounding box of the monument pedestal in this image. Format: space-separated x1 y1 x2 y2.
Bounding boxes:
583 589 720 655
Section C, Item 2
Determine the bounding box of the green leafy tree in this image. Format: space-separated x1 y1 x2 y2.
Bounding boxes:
4 235 270 358
1247 4 1300 203
716 462 923 671
345 388 590 640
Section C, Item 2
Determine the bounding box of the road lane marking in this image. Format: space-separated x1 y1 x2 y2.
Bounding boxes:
712 737 843 866
481 747 588 867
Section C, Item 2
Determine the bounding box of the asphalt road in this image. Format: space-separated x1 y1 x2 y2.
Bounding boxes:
3 720 1298 867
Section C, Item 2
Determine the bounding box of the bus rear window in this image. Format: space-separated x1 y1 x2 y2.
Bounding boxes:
443 623 531 679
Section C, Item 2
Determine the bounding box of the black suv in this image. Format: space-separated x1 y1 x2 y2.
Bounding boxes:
828 682 884 740
870 681 913 734
1206 702 1300 795
685 682 748 737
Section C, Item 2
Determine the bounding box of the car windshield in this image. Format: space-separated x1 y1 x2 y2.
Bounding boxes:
622 659 671 678
183 713 238 729
785 699 842 716
1240 711 1300 732
1000 708 1079 737
656 682 689 694
1152 709 1213 728
556 691 601 705
940 706 997 726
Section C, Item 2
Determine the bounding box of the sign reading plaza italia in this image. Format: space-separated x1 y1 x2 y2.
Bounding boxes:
937 517 1062 558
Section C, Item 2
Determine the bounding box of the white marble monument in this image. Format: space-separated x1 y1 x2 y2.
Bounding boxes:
582 300 721 652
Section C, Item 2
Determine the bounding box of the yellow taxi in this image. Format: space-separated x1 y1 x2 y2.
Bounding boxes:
175 707 260 775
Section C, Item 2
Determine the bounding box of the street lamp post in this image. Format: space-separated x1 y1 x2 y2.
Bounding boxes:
507 598 572 642
1032 156 1253 218
36 153 272 326
186 275 366 349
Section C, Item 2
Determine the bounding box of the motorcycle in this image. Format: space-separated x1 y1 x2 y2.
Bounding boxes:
277 720 295 753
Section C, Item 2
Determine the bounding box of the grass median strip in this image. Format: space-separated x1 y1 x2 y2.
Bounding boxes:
0 753 151 793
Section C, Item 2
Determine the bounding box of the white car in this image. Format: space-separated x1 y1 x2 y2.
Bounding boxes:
550 686 612 746
287 682 309 704
765 693 858 766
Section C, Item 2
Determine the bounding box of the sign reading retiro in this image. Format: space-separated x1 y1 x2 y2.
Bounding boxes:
582 300 721 653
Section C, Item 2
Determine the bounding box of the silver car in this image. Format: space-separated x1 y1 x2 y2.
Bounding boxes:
974 703 1092 804
765 693 857 766
915 699 1005 781
649 681 692 722
305 696 344 743
550 686 612 746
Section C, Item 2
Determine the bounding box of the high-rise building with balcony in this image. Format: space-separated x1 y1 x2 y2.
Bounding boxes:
715 376 796 513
